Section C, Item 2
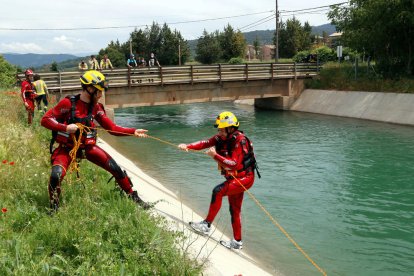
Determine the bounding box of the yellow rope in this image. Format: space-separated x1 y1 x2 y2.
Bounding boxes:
89 126 327 275
68 123 93 174
229 173 327 276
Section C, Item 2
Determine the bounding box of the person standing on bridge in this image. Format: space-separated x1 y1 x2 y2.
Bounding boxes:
148 52 160 68
178 111 260 250
78 60 88 71
100 54 113 70
89 55 100 70
41 70 150 212
20 69 37 125
127 54 137 68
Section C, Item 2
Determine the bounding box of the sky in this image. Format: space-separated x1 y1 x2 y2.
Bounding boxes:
0 0 344 55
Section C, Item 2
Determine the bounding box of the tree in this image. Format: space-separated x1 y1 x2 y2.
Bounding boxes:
158 24 190 65
0 55 17 88
277 18 313 58
50 61 58 72
99 40 125 67
328 0 414 76
219 24 246 61
253 36 261 59
196 30 221 64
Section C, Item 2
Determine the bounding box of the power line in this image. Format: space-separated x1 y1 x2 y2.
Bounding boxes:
239 16 276 32
0 2 348 32
0 10 274 31
237 2 347 32
280 2 348 13
239 14 276 31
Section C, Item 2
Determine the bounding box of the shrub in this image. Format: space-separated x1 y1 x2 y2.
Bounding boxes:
228 57 244 64
0 55 18 88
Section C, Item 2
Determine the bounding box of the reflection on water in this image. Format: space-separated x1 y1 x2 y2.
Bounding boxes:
102 102 414 276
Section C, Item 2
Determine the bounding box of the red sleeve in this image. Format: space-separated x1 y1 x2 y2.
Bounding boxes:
186 135 218 150
95 104 136 136
41 98 71 132
213 136 246 170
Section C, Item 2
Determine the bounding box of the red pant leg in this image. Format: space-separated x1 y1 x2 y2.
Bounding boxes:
85 145 134 194
25 99 35 124
49 146 72 203
228 192 244 241
205 172 254 239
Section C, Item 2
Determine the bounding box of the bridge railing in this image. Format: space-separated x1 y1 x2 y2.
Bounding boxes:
17 62 320 93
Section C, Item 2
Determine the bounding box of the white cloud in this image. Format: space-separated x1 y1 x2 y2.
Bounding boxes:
0 42 44 53
53 35 75 48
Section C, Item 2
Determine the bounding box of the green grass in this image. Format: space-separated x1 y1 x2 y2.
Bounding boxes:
306 62 414 93
0 89 201 275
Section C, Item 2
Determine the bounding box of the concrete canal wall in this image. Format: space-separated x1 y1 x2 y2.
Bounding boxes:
290 89 414 126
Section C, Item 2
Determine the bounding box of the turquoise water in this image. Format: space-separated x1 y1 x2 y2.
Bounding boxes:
102 102 414 276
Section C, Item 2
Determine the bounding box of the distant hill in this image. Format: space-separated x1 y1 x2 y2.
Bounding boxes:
242 24 336 45
311 23 337 36
1 53 79 68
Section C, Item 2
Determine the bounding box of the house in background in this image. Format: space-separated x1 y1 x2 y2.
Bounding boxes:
245 45 275 61
328 32 343 48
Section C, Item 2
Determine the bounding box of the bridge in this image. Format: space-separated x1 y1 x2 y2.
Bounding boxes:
22 62 320 110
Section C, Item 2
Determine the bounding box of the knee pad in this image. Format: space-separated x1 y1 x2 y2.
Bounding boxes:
211 183 224 204
50 165 63 189
212 184 224 195
108 158 125 179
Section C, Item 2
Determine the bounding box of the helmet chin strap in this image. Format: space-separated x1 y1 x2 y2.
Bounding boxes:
225 127 234 137
83 86 99 104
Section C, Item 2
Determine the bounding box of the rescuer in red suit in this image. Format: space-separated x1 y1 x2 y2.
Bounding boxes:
21 69 37 125
178 111 260 250
41 70 149 212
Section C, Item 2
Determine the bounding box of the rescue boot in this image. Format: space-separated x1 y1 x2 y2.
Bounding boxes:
220 239 243 250
130 191 151 210
189 220 211 235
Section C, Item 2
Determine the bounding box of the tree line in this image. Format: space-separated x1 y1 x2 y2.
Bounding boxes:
329 0 414 77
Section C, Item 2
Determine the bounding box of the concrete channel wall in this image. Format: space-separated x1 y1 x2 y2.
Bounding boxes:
289 89 414 126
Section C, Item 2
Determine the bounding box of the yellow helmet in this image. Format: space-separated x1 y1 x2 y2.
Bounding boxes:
80 70 108 91
214 111 239 128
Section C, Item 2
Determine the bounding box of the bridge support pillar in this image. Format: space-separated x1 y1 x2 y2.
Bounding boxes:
254 79 305 110
254 96 295 110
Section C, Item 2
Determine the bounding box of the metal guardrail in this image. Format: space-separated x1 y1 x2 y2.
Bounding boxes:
17 62 320 93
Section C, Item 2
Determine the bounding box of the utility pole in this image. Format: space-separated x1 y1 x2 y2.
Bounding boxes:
178 44 181 66
129 39 132 56
275 0 279 62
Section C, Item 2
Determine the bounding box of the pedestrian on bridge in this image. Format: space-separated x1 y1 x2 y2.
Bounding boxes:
78 60 88 71
89 55 100 70
148 52 160 68
100 54 113 70
127 54 138 68
178 111 260 250
41 70 150 213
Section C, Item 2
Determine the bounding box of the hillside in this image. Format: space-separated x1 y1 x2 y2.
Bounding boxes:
1 53 79 68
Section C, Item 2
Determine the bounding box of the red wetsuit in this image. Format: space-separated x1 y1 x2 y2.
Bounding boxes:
21 80 36 124
41 95 137 207
186 130 255 241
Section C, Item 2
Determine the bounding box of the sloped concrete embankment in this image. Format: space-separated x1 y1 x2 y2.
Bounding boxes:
290 89 414 125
